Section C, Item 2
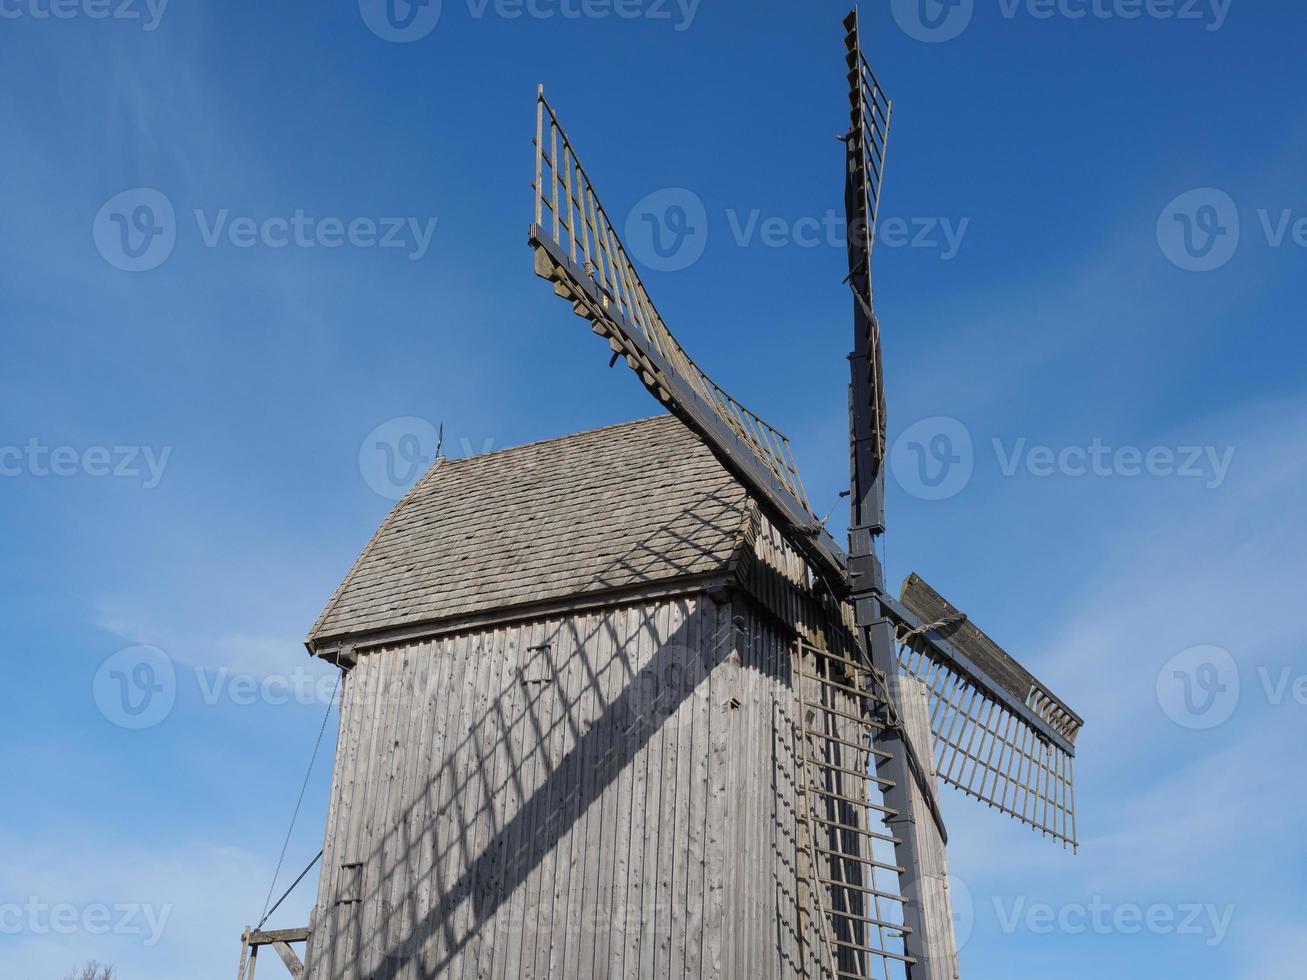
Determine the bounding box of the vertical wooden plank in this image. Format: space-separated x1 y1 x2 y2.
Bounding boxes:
514 618 559 980
534 91 544 228
740 605 762 980
353 650 394 979
470 624 522 980
667 596 698 980
412 635 458 971
650 597 682 978
524 617 571 980
635 600 673 980
433 631 480 977
605 607 639 980
723 598 748 980
585 607 622 980
572 605 614 980
544 612 589 980
896 673 960 980
339 657 381 979
679 598 711 980
535 616 582 980
393 640 443 979
496 618 550 980
340 653 388 978
619 603 655 978
385 641 435 976
375 643 424 975
449 628 502 980
358 645 413 977
773 630 805 980
305 666 351 979
554 611 592 980
702 598 728 980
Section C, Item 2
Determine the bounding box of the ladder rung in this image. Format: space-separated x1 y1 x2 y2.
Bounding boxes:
801 726 894 761
809 814 900 845
802 794 898 819
803 754 895 788
800 647 877 680
826 935 916 964
815 877 907 903
805 735 894 765
820 907 912 932
795 669 882 704
812 844 906 875
801 701 885 729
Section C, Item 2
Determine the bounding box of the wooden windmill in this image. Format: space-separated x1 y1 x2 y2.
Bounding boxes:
523 7 1084 974
243 8 1083 980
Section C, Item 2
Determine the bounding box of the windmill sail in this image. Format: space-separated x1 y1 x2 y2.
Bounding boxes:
890 574 1084 849
529 89 847 588
844 7 893 469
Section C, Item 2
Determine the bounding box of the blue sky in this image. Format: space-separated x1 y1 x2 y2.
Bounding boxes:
2 0 1305 977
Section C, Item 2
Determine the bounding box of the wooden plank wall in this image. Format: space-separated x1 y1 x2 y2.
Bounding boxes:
303 591 821 980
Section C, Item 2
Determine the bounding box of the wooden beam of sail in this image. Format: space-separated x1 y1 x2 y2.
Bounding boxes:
892 574 1084 850
843 6 894 470
528 88 850 590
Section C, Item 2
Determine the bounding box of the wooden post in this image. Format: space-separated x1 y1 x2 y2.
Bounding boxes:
893 673 961 979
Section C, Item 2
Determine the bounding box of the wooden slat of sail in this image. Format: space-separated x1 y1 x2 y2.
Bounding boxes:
892 573 1083 849
528 88 849 591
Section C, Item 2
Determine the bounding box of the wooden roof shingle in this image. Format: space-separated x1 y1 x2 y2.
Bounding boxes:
307 415 753 649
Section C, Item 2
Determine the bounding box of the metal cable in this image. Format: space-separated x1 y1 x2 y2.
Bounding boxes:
257 670 342 928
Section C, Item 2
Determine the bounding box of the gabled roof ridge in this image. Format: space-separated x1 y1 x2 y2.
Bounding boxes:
439 414 678 468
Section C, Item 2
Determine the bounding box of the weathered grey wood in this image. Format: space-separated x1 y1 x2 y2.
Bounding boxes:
603 607 636 980
270 940 305 978
306 589 849 980
439 631 481 977
575 609 610 980
249 928 311 945
236 926 250 980
683 598 708 980
703 597 728 980
896 673 961 980
340 662 377 980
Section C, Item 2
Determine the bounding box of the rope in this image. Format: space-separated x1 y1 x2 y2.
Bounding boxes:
895 611 968 645
257 670 341 929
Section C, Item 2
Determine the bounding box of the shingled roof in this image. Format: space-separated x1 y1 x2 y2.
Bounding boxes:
307 415 755 651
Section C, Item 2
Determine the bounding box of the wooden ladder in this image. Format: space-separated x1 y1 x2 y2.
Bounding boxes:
794 642 913 980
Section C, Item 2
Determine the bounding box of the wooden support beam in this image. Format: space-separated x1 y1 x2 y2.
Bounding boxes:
248 927 311 946
235 925 310 979
894 674 961 980
270 941 304 978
